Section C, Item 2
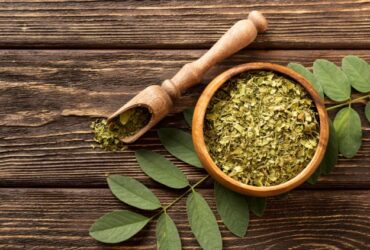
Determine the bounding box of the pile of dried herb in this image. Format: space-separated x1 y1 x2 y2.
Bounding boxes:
204 71 320 186
91 107 151 151
115 107 151 136
91 119 128 151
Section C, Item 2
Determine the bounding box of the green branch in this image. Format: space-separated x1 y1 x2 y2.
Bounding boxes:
326 94 370 111
151 175 209 219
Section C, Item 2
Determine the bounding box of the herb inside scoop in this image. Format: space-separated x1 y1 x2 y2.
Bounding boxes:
91 107 151 151
115 107 151 137
204 71 320 187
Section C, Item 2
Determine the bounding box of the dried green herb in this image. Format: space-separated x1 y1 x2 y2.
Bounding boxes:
90 107 151 151
90 119 128 151
116 107 151 137
204 71 320 186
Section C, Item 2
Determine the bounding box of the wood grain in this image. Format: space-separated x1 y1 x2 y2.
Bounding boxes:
0 188 369 249
0 0 368 49
0 49 369 188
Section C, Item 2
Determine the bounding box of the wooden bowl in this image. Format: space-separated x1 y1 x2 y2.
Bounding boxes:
192 62 329 197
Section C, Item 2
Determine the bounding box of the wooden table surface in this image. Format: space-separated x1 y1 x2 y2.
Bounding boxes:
0 1 370 249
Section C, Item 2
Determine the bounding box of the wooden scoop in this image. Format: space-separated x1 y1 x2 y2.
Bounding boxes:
108 10 268 143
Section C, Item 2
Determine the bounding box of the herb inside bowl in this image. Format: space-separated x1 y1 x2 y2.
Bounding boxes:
204 71 320 187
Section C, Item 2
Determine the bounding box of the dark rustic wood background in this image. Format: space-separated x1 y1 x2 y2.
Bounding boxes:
0 1 369 249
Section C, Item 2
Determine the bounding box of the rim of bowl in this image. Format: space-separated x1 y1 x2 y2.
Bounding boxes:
192 62 329 197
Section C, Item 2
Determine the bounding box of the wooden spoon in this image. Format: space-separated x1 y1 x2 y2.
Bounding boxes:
108 10 268 143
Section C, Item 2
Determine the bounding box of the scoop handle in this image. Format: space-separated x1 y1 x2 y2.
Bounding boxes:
161 11 267 99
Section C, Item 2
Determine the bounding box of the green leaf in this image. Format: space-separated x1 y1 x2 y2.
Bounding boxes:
158 128 202 168
183 107 195 128
320 120 339 175
107 175 161 210
365 102 370 123
156 213 182 250
246 197 266 217
214 182 249 237
342 55 370 93
307 167 321 185
333 107 362 158
89 210 150 243
135 150 189 189
288 62 324 99
187 191 222 250
308 119 339 181
313 59 351 101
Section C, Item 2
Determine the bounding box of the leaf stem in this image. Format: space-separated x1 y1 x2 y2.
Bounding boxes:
326 94 370 111
150 175 209 219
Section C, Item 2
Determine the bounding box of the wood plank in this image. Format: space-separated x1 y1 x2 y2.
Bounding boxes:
0 49 369 188
0 188 369 249
0 1 369 49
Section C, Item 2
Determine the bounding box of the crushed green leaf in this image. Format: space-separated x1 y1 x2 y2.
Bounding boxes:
90 119 128 151
90 107 151 151
115 107 151 137
204 71 320 187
